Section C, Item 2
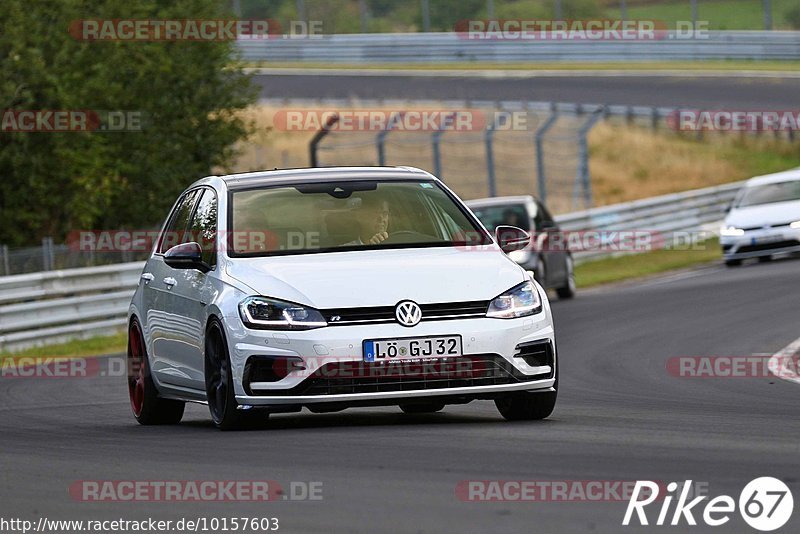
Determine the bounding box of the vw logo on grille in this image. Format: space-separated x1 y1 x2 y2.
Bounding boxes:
395 300 422 327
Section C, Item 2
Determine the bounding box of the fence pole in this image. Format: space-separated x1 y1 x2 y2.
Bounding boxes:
534 105 560 204
308 113 340 167
574 107 605 209
485 119 497 197
431 112 457 179
376 111 405 166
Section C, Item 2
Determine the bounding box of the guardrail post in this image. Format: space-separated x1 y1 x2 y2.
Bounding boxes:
651 107 659 129
41 237 55 271
574 107 605 209
376 111 405 166
1 244 8 276
534 105 559 204
309 113 340 167
431 112 456 179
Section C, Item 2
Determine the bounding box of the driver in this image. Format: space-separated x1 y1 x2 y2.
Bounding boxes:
345 196 390 245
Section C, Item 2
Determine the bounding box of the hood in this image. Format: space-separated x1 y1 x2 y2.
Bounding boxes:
726 200 800 228
226 246 525 309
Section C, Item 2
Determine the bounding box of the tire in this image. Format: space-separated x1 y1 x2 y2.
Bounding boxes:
495 367 558 421
534 257 547 288
399 402 445 414
758 255 773 263
724 259 742 267
555 256 576 300
205 319 268 431
127 318 185 425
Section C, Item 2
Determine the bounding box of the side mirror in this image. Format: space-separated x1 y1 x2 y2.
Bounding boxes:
164 242 210 272
495 225 530 253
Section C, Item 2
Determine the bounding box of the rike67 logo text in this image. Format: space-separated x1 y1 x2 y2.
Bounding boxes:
623 478 793 531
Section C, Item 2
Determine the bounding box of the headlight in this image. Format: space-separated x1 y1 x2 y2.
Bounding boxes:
487 281 542 318
790 221 800 229
239 296 327 330
720 225 745 237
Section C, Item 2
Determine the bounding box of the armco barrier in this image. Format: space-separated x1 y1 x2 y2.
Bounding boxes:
558 181 743 262
237 31 800 63
0 181 744 351
0 262 143 352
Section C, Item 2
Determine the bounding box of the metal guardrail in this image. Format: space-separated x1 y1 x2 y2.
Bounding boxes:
557 181 743 263
0 181 746 351
238 31 800 62
0 262 143 352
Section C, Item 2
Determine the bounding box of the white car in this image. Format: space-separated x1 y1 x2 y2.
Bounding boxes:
127 166 558 430
720 169 800 266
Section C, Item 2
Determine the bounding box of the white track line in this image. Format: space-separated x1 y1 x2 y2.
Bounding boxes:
245 67 800 79
768 336 800 385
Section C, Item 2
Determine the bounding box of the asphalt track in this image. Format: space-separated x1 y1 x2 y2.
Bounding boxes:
255 72 800 109
2 256 800 533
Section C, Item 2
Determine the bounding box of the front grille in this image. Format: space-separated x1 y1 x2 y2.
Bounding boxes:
250 354 549 396
321 300 489 326
737 239 800 254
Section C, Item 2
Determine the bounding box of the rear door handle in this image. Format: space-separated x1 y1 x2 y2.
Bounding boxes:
163 277 177 288
140 273 154 284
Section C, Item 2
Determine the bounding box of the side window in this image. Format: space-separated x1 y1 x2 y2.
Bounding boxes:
159 190 200 253
189 188 218 267
537 201 556 229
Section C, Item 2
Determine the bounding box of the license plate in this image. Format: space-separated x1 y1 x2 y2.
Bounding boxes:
752 234 783 245
363 335 462 362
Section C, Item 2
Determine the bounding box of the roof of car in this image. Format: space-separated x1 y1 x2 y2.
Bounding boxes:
218 166 435 189
465 195 536 207
745 167 800 187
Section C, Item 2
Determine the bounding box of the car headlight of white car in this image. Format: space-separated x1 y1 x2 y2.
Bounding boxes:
239 296 328 330
791 221 800 229
486 281 542 318
720 225 745 237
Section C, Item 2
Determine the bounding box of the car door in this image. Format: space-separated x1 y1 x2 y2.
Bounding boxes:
536 200 567 284
146 188 201 387
159 187 219 391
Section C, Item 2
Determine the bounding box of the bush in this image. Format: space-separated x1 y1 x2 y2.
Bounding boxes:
0 0 255 246
786 5 800 29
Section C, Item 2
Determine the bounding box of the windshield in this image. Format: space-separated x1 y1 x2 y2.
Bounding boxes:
736 180 800 208
469 204 530 232
229 180 490 256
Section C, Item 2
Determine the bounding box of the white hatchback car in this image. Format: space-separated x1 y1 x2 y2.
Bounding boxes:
127 167 557 429
721 169 800 266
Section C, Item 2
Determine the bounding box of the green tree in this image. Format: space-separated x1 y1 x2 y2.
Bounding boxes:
0 0 255 246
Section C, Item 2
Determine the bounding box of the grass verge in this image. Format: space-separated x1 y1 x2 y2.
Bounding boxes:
575 238 721 288
0 331 127 362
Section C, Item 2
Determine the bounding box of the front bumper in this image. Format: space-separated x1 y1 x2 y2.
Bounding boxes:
223 312 556 407
721 227 800 260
